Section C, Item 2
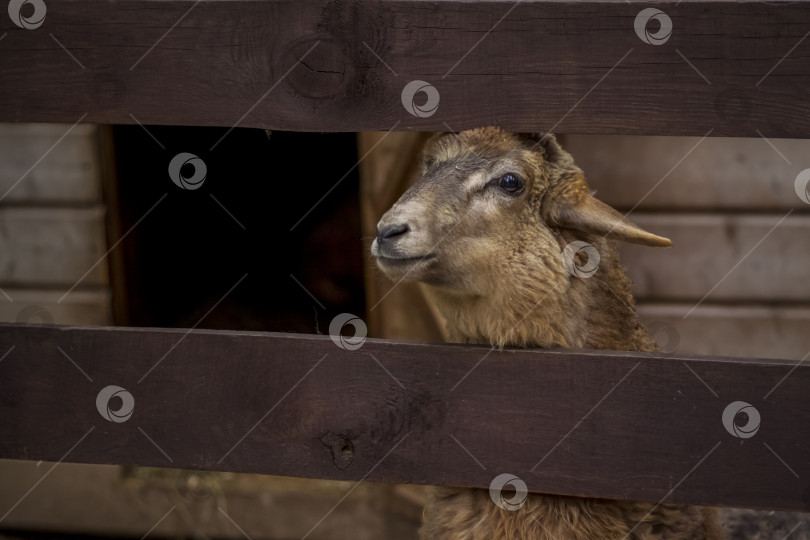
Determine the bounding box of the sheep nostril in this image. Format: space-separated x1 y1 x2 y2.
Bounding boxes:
377 223 410 244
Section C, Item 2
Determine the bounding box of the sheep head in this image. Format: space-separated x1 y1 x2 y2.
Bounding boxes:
372 127 668 289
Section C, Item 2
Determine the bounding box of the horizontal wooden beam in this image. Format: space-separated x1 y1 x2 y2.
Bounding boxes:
1 1 810 136
622 214 810 302
1 323 809 512
566 135 810 210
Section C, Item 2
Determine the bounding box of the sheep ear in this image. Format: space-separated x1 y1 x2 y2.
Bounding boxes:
556 194 672 247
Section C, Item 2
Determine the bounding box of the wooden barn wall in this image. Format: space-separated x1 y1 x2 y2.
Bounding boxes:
0 123 112 326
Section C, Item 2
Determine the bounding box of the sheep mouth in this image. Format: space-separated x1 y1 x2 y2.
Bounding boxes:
376 253 437 266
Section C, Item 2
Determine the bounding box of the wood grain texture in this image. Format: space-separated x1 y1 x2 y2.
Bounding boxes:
619 213 810 302
1 1 809 136
1 324 809 512
0 207 108 286
566 135 810 210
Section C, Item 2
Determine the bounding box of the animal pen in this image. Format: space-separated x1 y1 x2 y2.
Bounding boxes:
1 0 810 538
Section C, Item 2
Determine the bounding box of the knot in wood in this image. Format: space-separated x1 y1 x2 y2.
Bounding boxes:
320 431 354 470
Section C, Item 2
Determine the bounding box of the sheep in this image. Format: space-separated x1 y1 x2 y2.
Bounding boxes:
370 127 726 540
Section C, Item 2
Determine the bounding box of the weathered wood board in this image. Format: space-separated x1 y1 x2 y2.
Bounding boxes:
567 135 810 210
619 214 810 302
0 124 99 203
1 1 809 136
638 304 810 361
1 324 808 512
0 207 108 287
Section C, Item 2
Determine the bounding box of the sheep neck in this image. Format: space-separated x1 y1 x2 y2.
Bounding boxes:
425 241 658 353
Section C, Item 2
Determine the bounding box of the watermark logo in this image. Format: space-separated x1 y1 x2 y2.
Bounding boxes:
401 80 440 118
562 241 600 278
634 8 672 46
96 385 135 423
168 152 207 190
8 0 46 29
722 401 760 439
329 313 367 351
489 473 528 511
176 471 217 502
647 321 680 354
795 168 810 205
16 305 53 325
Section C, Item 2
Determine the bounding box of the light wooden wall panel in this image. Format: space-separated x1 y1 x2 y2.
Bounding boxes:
0 124 100 203
0 460 420 540
0 207 108 287
0 289 111 326
0 123 111 325
567 135 810 210
638 304 810 361
620 214 810 302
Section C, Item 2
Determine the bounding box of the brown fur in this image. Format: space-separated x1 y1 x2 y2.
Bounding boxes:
372 128 726 539
422 488 725 540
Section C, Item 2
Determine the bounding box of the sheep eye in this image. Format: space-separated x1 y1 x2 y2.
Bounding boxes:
497 173 524 193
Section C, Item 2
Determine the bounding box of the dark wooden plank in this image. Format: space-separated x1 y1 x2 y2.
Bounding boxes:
1 1 809 136
0 324 809 512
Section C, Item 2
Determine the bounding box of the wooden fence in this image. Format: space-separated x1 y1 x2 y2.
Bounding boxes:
1 0 810 517
1 324 808 512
